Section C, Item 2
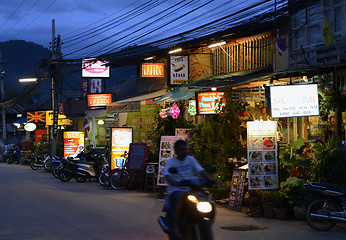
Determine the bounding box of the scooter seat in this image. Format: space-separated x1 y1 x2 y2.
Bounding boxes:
313 183 346 194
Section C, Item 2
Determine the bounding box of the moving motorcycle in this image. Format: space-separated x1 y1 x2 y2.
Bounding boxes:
304 180 346 231
158 168 216 240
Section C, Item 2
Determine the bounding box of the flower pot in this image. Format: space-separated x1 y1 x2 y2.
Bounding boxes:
262 202 277 219
273 207 288 220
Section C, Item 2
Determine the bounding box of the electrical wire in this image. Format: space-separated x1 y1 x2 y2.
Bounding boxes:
0 0 27 34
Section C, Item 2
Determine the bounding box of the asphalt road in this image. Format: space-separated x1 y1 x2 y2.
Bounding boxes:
0 164 345 240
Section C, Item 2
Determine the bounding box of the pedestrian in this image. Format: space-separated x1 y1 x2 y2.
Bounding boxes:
14 145 21 164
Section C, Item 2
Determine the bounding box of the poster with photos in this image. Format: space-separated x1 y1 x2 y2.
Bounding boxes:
247 121 278 190
157 136 183 186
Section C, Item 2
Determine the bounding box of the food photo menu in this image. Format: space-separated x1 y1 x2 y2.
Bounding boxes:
247 121 278 190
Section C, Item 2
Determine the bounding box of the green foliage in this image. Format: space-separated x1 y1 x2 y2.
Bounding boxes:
281 177 306 207
261 190 288 207
308 137 346 184
318 89 346 119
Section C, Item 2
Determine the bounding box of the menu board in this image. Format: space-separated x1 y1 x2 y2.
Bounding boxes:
111 128 133 170
157 136 183 186
127 143 147 171
247 121 278 190
229 169 247 211
63 131 84 158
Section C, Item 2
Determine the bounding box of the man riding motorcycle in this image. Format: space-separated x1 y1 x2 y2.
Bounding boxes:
163 140 213 236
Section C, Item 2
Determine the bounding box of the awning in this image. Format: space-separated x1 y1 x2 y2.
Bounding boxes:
151 87 200 105
116 89 166 103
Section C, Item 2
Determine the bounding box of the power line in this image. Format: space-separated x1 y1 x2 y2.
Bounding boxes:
0 0 27 34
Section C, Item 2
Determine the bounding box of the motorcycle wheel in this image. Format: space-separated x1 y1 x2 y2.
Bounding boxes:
44 160 53 172
110 170 129 190
75 172 87 183
52 166 60 178
30 160 39 170
8 156 15 165
305 198 337 231
59 172 72 182
98 172 109 186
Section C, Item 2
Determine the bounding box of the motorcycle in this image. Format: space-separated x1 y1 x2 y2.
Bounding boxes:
29 151 51 170
304 180 346 231
158 167 216 240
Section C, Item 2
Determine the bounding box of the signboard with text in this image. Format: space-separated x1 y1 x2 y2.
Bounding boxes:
270 84 319 118
247 121 278 190
87 94 112 107
196 92 226 115
170 56 188 85
35 130 47 143
82 58 110 78
141 63 164 77
127 143 147 171
63 131 84 158
111 128 133 170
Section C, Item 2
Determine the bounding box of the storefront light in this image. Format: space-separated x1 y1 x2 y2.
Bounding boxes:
168 48 182 54
208 41 226 48
144 56 154 61
13 123 21 128
211 87 217 91
98 120 105 125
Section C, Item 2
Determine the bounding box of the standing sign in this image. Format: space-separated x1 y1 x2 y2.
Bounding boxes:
63 131 84 158
170 56 188 85
157 136 183 186
270 84 319 118
111 128 133 170
196 92 226 115
127 143 147 171
229 169 247 211
82 58 110 78
247 121 278 190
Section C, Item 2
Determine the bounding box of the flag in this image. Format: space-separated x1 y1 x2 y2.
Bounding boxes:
84 116 90 138
276 28 287 56
323 16 335 47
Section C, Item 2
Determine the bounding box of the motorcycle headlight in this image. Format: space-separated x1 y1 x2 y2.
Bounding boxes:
196 202 212 213
187 195 198 203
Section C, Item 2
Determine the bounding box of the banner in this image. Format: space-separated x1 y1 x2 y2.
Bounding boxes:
63 131 84 158
247 121 278 190
111 128 133 170
157 136 183 186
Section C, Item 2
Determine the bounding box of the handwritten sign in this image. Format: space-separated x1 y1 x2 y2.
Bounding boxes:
127 143 147 171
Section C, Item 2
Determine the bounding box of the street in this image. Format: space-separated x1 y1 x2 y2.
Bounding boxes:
0 164 345 240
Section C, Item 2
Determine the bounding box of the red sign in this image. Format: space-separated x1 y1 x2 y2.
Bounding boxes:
142 63 164 77
63 131 84 158
197 92 226 115
35 130 47 143
87 94 112 107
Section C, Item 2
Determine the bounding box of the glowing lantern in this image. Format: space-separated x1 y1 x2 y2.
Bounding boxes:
170 104 180 119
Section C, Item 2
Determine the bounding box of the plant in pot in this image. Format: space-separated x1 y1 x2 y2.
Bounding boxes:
261 190 278 219
272 190 289 220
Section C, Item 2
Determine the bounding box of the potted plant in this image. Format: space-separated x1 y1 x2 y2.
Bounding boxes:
272 190 289 220
261 190 278 219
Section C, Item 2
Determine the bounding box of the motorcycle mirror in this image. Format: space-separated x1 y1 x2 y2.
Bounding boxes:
208 167 217 174
169 167 178 174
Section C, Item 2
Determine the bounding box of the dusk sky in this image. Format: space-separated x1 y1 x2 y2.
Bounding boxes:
0 0 280 58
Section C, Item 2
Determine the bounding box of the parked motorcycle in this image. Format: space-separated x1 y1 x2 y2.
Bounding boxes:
304 180 346 231
58 157 87 182
158 167 216 240
29 151 51 170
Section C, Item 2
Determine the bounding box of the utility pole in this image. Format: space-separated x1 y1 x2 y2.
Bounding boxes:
0 50 6 154
51 19 59 155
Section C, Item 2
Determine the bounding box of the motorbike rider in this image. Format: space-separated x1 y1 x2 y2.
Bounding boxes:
163 140 213 235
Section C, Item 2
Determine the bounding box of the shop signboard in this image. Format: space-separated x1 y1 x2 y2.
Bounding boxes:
269 84 319 118
35 130 47 143
157 136 183 186
127 143 147 171
87 94 112 107
27 111 46 123
229 169 247 211
141 63 164 77
63 131 84 158
170 56 188 85
82 58 110 78
45 111 72 126
196 92 226 115
81 78 88 97
88 78 104 93
111 128 133 170
247 121 278 190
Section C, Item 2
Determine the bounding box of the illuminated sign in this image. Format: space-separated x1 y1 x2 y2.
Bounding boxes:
87 94 112 107
35 130 47 143
111 128 133 170
170 56 188 85
24 123 36 132
63 131 84 158
141 63 164 77
270 84 319 118
27 111 46 123
196 92 226 115
82 58 110 78
45 111 72 126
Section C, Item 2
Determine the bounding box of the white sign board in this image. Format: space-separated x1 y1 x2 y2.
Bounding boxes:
82 58 110 78
247 121 278 190
270 84 319 118
170 56 188 85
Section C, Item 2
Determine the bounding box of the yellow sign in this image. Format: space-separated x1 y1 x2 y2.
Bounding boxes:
45 111 72 126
